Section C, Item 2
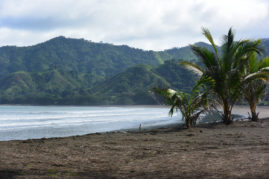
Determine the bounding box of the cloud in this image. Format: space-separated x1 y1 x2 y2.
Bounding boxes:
0 0 268 50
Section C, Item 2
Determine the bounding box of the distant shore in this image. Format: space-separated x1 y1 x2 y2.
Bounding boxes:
0 106 269 178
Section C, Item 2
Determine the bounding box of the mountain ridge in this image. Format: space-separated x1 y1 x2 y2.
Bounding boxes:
0 36 268 105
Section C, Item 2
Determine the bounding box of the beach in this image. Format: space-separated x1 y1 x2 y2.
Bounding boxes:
0 106 269 178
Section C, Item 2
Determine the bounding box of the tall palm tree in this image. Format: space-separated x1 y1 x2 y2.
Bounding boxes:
181 28 263 124
243 53 269 121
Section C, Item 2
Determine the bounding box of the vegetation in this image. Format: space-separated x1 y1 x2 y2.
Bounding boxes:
0 60 197 105
0 36 203 80
242 53 269 121
181 28 264 124
0 37 201 105
0 35 268 105
79 60 197 105
157 42 214 61
153 76 215 128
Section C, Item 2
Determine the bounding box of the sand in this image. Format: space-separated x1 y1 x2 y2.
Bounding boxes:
0 105 269 178
232 105 269 118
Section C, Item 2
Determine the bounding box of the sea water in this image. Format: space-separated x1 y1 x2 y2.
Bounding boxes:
0 105 182 141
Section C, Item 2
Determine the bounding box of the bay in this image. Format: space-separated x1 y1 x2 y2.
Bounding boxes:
0 105 182 141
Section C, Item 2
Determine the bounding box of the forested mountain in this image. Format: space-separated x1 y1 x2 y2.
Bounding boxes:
91 60 197 105
158 42 213 61
0 36 161 86
0 60 197 105
0 36 268 105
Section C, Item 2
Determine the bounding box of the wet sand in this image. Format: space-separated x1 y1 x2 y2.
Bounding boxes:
0 106 269 178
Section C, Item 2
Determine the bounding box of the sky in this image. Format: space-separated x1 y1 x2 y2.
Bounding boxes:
0 0 269 50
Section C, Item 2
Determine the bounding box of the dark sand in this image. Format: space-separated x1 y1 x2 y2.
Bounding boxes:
0 106 269 178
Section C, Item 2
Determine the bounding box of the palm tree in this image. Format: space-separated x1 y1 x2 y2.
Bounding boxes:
181 28 263 124
153 76 214 128
242 53 269 121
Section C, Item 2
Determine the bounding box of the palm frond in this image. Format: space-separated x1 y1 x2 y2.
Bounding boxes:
259 57 269 69
244 67 269 82
193 75 215 91
234 40 263 64
225 28 235 49
247 52 259 73
152 88 178 105
180 61 204 76
202 27 220 62
190 45 219 71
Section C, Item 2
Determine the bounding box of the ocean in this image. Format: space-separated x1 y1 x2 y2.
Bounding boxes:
0 105 182 141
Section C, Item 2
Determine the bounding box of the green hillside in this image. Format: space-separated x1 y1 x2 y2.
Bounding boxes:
0 36 163 86
153 59 197 91
0 36 208 80
91 60 197 105
91 65 170 104
158 42 213 61
0 37 268 105
0 60 197 105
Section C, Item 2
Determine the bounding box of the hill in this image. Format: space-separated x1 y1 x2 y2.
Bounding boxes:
158 42 214 61
0 37 201 104
0 60 197 105
91 65 170 105
0 37 268 105
91 60 197 105
0 36 164 86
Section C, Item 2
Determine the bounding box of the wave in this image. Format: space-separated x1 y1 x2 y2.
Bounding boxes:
0 105 181 141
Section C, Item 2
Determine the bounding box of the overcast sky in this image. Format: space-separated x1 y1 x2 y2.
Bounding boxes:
0 0 269 50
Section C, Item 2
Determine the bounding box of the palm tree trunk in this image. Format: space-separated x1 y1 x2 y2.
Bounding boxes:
186 117 191 128
247 89 259 121
223 100 233 124
249 101 259 121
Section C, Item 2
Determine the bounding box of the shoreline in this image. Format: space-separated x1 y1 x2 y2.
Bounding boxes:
1 105 269 142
